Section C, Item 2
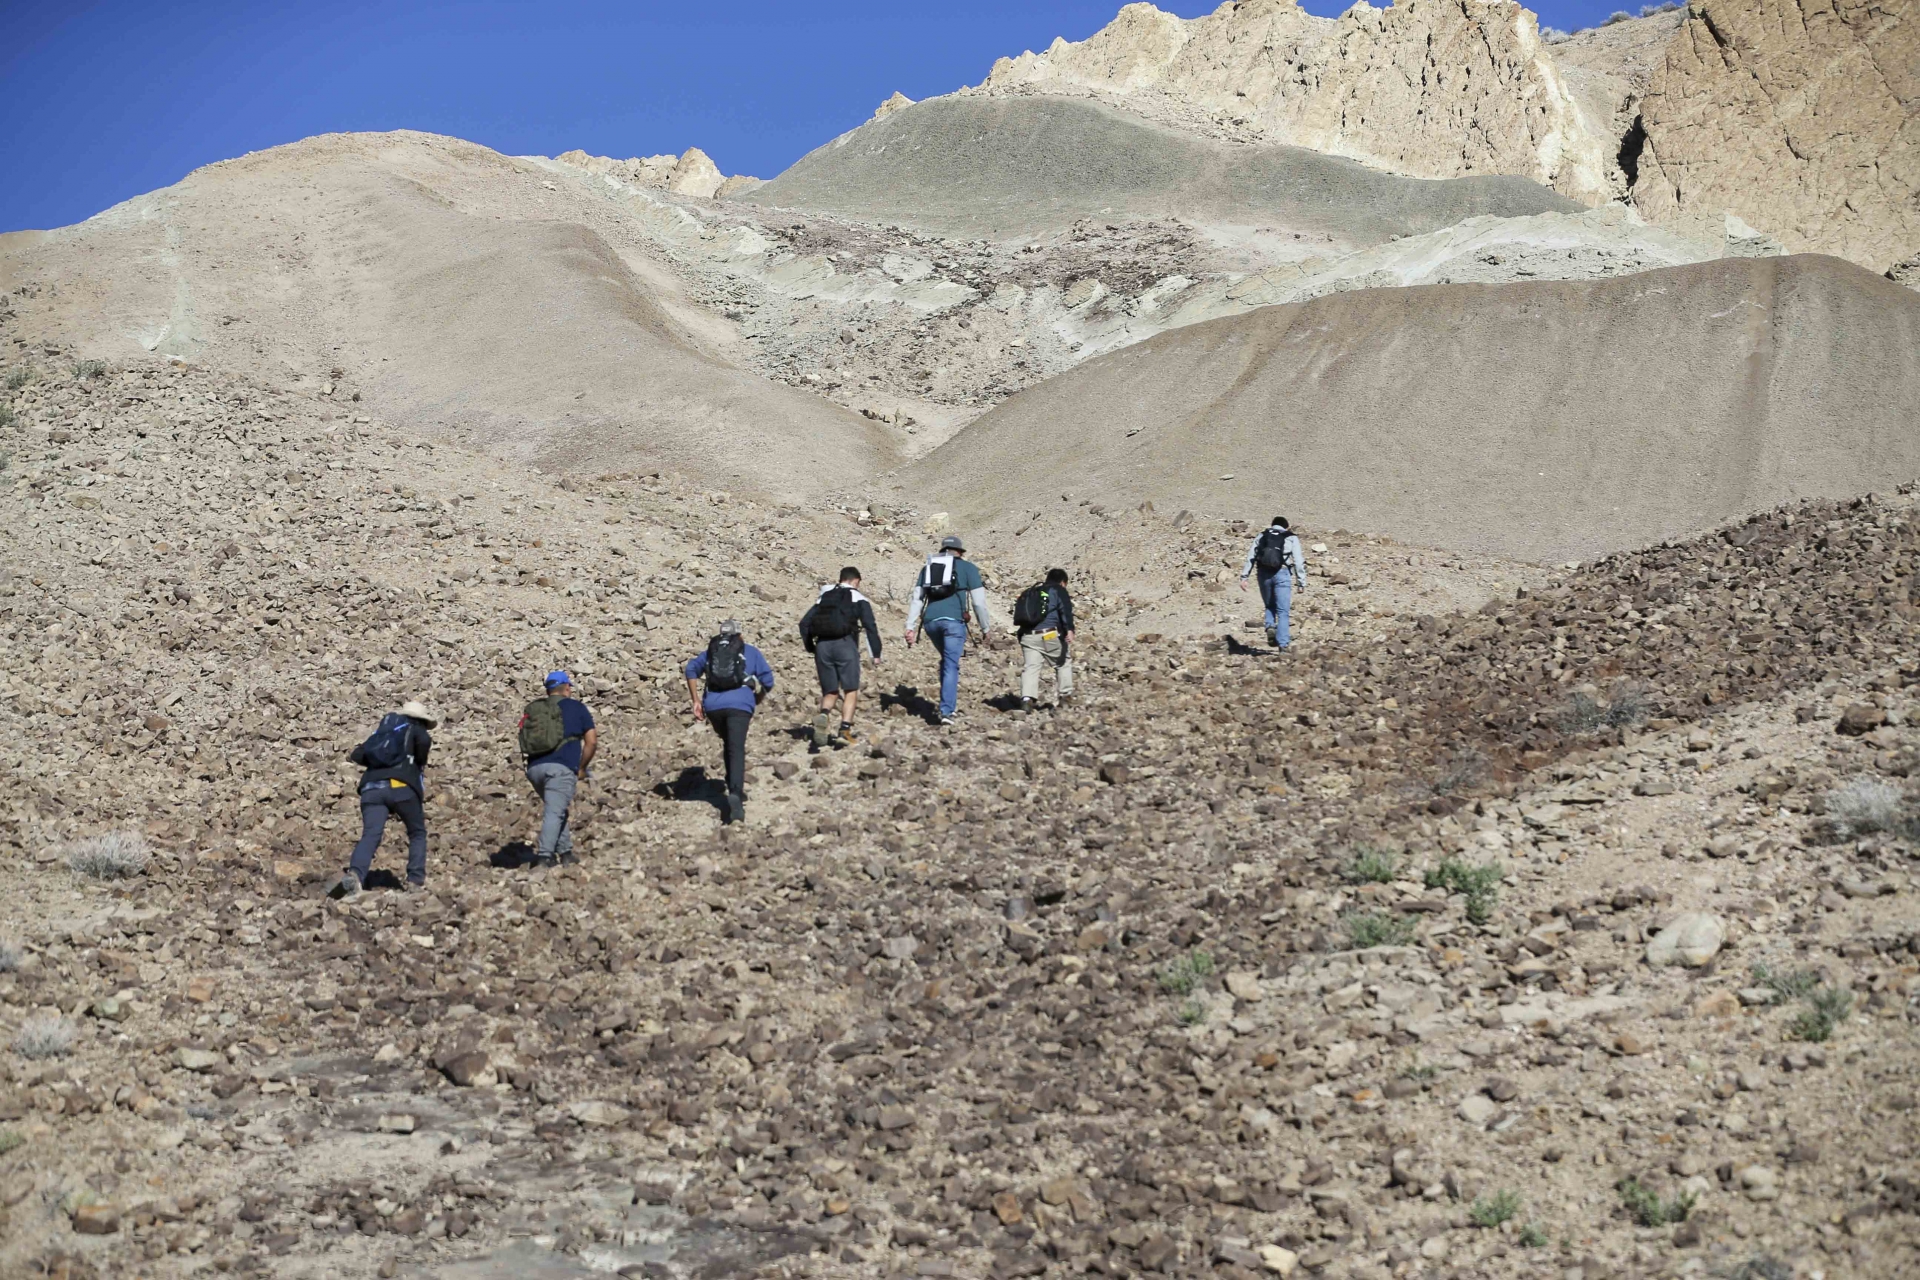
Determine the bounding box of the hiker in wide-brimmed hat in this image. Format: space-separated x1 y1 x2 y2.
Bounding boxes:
905 534 992 726
332 699 437 898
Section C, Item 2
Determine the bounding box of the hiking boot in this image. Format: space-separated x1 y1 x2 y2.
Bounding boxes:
327 871 362 900
557 849 578 866
528 855 556 872
811 710 832 750
403 880 427 894
724 793 745 825
1020 696 1036 712
939 715 955 727
837 721 858 744
1265 626 1278 646
1056 693 1075 708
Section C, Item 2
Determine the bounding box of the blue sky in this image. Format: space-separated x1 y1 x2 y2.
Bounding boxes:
1 0 1650 233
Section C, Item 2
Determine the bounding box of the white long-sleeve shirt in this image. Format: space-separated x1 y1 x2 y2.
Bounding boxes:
1240 529 1308 587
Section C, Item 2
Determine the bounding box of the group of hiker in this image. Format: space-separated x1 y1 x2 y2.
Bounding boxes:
335 519 1307 892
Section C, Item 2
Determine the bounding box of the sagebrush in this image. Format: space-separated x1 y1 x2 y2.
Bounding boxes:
1618 1177 1694 1227
1824 775 1909 837
1345 911 1418 949
1157 950 1214 997
13 1014 77 1060
1342 845 1398 884
1470 1190 1521 1227
61 830 151 880
1425 857 1502 923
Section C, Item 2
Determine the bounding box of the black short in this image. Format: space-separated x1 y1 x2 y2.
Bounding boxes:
813 635 861 693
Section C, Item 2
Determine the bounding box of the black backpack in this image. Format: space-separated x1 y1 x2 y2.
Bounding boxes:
920 557 959 601
1013 583 1050 630
1254 527 1296 574
705 633 747 692
809 586 859 640
354 713 412 769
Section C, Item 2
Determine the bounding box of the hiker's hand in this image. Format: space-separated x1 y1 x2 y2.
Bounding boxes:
691 699 706 722
1238 578 1249 593
904 628 917 647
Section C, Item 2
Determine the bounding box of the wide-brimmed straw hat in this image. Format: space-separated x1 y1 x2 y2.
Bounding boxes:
398 700 437 728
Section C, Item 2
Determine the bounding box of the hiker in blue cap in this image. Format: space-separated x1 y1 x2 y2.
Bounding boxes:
517 671 597 867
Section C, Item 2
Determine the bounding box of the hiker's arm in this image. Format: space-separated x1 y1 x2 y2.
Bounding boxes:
578 727 597 772
685 678 705 721
1240 539 1259 580
968 585 991 638
903 579 925 636
861 600 883 661
1292 537 1308 588
798 604 817 650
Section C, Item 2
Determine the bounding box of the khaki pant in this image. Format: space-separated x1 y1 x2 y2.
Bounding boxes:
1020 632 1073 701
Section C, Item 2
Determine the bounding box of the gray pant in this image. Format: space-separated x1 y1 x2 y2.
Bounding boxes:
1020 632 1073 700
526 762 577 860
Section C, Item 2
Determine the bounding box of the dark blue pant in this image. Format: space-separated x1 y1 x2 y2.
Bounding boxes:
349 786 427 886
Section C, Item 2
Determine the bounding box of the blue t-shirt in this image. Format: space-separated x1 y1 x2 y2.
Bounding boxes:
686 642 775 716
919 556 984 625
528 698 595 772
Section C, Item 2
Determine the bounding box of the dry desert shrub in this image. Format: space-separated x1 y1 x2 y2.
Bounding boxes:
61 830 151 880
1824 775 1907 837
13 1014 77 1060
0 940 20 973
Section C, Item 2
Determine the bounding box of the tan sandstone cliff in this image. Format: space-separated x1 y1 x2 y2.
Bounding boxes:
1631 0 1918 276
966 0 1617 204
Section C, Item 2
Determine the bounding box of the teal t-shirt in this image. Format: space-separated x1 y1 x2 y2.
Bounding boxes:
920 557 983 625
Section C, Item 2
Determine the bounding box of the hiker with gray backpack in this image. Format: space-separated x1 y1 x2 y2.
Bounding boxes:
1238 515 1308 650
520 671 597 867
685 620 775 825
333 699 437 898
799 566 883 748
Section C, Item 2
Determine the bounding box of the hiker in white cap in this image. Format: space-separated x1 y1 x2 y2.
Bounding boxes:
333 700 436 897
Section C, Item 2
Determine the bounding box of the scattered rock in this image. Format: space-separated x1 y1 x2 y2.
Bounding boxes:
1646 913 1726 968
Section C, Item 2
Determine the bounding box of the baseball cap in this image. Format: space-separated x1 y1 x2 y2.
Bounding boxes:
939 534 966 552
544 670 573 689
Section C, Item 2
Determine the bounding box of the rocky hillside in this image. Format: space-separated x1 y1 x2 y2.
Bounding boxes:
0 130 897 498
1630 0 1920 276
899 254 1920 566
966 0 1616 204
962 0 1918 280
2 350 1918 1280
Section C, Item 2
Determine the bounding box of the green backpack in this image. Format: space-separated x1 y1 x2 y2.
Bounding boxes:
518 696 571 759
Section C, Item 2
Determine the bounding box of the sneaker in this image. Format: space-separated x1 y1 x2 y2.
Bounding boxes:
528 855 557 872
811 710 832 750
1020 696 1036 712
939 715 955 727
838 722 858 744
403 880 427 894
327 871 362 900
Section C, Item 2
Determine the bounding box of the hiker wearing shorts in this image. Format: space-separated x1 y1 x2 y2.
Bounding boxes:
800 566 883 748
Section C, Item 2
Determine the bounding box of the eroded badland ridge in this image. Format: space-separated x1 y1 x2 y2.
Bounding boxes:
1 1 1918 1279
